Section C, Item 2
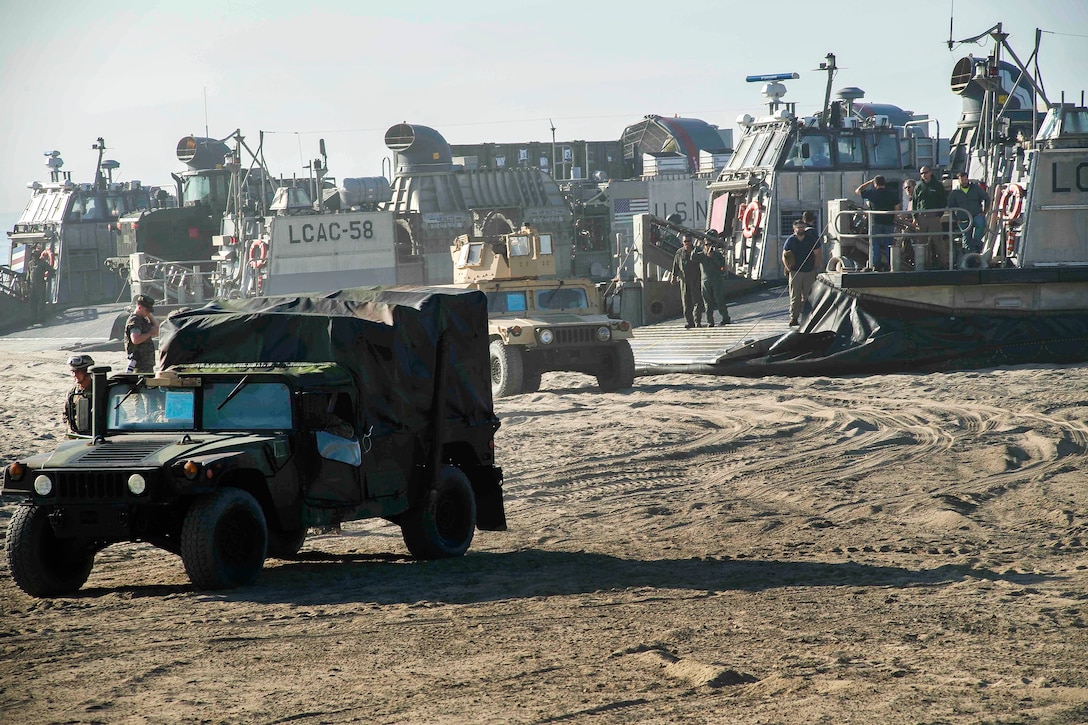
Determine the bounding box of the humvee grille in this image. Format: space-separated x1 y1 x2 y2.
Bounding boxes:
55 471 128 500
554 326 599 345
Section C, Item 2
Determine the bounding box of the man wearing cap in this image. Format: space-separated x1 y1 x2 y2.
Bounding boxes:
947 171 989 254
64 354 95 436
125 294 159 373
671 235 705 328
913 166 949 268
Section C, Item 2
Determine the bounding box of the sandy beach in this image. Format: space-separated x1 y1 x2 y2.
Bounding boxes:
2 343 1088 723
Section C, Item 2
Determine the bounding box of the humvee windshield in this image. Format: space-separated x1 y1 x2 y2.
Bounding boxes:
536 288 589 310
107 381 292 432
487 291 528 314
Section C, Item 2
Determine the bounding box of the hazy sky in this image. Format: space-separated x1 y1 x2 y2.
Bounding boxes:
2 0 1086 224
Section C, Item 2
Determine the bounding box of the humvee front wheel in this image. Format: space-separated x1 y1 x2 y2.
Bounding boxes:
401 465 477 559
490 340 524 397
181 488 268 590
6 504 95 597
596 340 636 392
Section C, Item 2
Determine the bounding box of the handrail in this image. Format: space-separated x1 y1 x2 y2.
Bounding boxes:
831 206 978 271
134 258 217 304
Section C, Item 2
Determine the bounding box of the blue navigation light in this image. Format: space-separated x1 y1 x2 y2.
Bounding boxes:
745 73 800 83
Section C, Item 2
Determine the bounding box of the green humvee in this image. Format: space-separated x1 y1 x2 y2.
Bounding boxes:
2 287 505 596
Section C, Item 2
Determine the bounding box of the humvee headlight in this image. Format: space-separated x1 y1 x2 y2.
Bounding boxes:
33 475 53 496
538 328 554 345
183 461 201 480
127 474 147 495
7 462 26 481
596 325 612 342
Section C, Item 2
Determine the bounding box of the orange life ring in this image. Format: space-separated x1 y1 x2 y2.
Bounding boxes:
40 247 56 269
247 239 268 269
998 183 1024 221
741 201 763 239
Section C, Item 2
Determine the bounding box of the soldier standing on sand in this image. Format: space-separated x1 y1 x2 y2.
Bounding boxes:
671 235 705 328
125 294 160 373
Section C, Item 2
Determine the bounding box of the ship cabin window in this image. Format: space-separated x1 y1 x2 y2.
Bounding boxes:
487 290 527 313
31 192 66 224
68 194 105 221
105 193 127 218
1036 106 1088 141
866 132 902 168
726 133 757 171
538 234 553 255
835 132 865 167
1058 109 1088 136
782 134 832 169
508 235 531 257
740 131 772 168
757 128 790 167
181 172 231 211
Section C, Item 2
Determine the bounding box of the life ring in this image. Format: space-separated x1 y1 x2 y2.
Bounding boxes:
247 239 268 269
998 183 1024 221
40 247 56 270
741 201 762 239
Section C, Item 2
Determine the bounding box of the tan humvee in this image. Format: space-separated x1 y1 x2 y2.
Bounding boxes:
450 227 634 397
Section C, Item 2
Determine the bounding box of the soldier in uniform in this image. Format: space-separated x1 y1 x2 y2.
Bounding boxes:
125 294 160 373
671 235 704 328
698 238 731 326
63 354 94 436
27 247 55 324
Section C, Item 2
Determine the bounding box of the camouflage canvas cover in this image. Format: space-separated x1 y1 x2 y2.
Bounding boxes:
157 286 497 437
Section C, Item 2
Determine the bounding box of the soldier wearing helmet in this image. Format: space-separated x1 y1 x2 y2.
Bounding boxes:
64 354 95 436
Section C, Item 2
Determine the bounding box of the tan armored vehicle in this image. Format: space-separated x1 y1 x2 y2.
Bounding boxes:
451 227 635 397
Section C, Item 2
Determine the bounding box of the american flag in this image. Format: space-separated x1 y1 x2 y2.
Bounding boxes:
614 198 649 217
11 244 26 272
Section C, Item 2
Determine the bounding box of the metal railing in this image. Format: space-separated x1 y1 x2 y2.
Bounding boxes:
0 266 28 301
134 258 217 304
829 207 980 272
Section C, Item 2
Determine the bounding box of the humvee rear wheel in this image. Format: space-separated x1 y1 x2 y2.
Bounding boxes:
401 465 477 559
489 340 524 397
181 488 268 590
6 504 95 597
596 340 636 392
267 525 307 559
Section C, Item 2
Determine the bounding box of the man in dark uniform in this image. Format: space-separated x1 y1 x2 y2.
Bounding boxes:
671 235 704 328
698 238 731 326
856 175 900 271
913 166 949 268
63 354 95 436
125 294 160 373
27 247 55 323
